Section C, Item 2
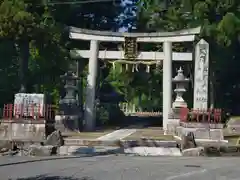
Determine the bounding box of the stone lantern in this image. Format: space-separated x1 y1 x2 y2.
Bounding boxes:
167 67 189 135
172 67 189 109
59 71 78 108
55 71 81 132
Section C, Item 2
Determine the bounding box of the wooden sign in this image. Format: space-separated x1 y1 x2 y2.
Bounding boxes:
124 37 138 59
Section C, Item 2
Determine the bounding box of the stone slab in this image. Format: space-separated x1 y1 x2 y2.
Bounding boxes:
180 122 223 129
58 146 122 156
0 120 47 141
182 147 205 156
63 138 177 148
27 145 57 156
176 126 223 140
166 119 180 135
124 147 182 156
174 135 228 146
204 146 240 156
59 146 94 155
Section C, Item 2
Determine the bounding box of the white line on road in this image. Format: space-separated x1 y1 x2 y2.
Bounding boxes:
164 169 207 180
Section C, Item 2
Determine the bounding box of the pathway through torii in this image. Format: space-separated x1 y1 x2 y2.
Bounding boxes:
69 27 208 132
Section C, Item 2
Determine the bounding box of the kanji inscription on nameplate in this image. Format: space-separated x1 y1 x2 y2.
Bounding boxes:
124 37 138 59
14 93 45 117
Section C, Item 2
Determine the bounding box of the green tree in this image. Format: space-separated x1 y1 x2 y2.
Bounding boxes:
135 0 240 112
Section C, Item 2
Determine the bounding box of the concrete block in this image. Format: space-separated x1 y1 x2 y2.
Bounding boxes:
28 145 57 156
209 129 223 140
166 119 179 135
176 126 223 140
179 127 210 139
174 135 228 147
0 121 46 141
180 122 223 129
182 147 205 156
124 147 182 156
59 146 94 155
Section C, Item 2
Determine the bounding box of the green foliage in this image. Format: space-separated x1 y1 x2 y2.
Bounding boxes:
135 0 240 112
0 0 124 108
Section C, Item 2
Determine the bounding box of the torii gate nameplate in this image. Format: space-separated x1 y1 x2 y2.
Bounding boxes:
124 37 138 60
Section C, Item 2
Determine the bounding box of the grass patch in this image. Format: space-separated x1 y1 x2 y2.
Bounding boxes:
62 130 114 139
224 136 240 145
229 116 240 120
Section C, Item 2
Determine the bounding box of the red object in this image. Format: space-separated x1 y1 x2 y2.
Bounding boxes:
180 107 189 122
213 109 222 123
2 104 55 121
180 107 222 123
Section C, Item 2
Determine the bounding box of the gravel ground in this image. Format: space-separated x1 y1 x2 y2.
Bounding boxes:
0 155 240 180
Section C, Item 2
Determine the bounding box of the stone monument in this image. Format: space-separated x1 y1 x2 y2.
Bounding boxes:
55 71 82 133
193 39 209 110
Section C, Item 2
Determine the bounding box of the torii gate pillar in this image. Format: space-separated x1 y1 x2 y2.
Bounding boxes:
163 41 172 132
84 40 99 131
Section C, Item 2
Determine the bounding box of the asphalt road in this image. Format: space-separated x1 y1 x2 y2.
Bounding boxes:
1 155 240 180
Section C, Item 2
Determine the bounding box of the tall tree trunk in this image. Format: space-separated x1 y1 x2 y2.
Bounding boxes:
15 40 29 93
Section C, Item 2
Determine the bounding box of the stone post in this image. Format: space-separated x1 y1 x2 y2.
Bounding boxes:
163 41 172 133
84 40 99 131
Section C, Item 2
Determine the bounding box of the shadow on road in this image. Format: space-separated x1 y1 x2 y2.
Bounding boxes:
16 175 93 180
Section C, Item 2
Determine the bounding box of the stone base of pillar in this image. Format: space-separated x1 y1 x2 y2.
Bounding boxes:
165 108 181 135
55 115 81 133
166 118 180 135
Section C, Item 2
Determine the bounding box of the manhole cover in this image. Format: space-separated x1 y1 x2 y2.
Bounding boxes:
184 165 201 168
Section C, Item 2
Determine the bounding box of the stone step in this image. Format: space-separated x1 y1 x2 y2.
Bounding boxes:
176 126 224 140
63 138 178 148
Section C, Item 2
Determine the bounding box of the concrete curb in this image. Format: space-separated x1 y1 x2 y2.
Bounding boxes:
124 147 182 156
58 146 123 156
0 151 118 167
64 138 177 148
204 146 240 156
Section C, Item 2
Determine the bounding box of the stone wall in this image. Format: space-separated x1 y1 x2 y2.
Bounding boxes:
0 120 47 141
176 122 224 140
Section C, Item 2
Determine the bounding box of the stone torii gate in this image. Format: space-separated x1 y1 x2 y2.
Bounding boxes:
69 27 202 131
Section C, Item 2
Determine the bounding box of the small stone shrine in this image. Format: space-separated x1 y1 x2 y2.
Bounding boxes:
0 93 52 141
55 71 81 133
